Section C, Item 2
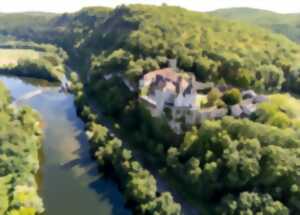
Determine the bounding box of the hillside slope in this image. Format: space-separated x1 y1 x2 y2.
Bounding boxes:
211 7 300 43
0 12 58 40
2 5 300 93
78 5 300 94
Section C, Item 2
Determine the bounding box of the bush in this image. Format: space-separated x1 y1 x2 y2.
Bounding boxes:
0 82 44 214
217 192 289 215
222 88 242 105
71 78 181 215
207 88 222 106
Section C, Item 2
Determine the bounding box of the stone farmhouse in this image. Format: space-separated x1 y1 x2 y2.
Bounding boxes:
139 67 213 133
139 67 268 134
139 68 198 112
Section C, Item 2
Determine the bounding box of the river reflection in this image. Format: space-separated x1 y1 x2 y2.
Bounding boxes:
0 76 131 215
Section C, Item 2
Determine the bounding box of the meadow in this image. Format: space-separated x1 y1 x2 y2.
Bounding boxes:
0 48 40 67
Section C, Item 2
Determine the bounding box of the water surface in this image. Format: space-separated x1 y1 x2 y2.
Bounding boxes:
0 75 131 215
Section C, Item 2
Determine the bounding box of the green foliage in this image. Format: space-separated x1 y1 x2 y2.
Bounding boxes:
87 5 299 93
218 192 289 215
166 116 300 213
70 76 181 215
288 65 300 93
6 5 300 214
194 56 218 80
5 5 300 92
88 77 134 117
0 41 67 81
212 7 300 43
92 49 133 74
60 5 300 215
0 176 10 214
222 88 242 105
141 192 182 215
70 72 79 83
125 170 157 203
207 88 222 106
255 94 300 130
0 82 44 214
0 12 56 31
0 58 62 81
256 102 291 128
256 65 285 91
86 122 109 149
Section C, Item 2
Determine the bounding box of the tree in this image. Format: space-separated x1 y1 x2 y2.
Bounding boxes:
287 64 300 93
217 192 289 215
222 88 242 105
141 192 181 215
0 82 44 215
101 49 133 72
137 58 159 73
125 60 144 82
70 72 79 83
267 112 291 128
125 170 157 203
178 53 194 71
86 122 109 147
194 56 218 80
185 157 202 184
255 96 293 129
220 56 243 83
207 88 222 106
166 147 180 169
256 65 285 91
234 68 253 88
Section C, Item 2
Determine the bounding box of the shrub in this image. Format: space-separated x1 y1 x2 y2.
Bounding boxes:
222 88 242 105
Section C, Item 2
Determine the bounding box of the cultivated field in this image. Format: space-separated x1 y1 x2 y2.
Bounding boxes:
0 48 40 67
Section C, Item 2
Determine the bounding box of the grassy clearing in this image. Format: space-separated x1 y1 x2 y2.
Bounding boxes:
0 48 40 67
268 93 300 119
256 94 300 131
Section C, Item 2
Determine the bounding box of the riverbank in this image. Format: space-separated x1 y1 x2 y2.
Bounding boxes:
0 64 61 82
0 41 68 82
85 93 202 215
0 81 44 214
0 75 130 215
0 53 66 82
69 73 182 215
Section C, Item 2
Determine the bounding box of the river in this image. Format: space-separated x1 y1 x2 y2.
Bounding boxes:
0 75 131 215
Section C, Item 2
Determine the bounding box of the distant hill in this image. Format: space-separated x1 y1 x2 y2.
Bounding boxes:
0 12 57 28
0 7 111 61
211 7 300 43
79 5 300 90
1 5 300 92
0 12 58 41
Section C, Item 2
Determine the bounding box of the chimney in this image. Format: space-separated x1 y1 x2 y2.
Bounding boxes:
176 76 184 94
168 58 178 71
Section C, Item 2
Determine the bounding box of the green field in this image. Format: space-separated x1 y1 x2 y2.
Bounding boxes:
0 48 40 67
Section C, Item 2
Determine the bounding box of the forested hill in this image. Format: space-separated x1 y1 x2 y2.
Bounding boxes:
211 7 300 43
71 5 300 93
2 4 300 93
0 12 57 40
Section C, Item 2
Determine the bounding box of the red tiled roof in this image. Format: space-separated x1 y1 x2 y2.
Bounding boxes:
144 68 180 83
143 68 189 92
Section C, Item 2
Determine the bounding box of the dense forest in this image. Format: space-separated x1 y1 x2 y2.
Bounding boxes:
2 5 300 93
1 4 300 215
211 8 300 43
0 12 56 41
69 73 182 215
0 82 44 214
